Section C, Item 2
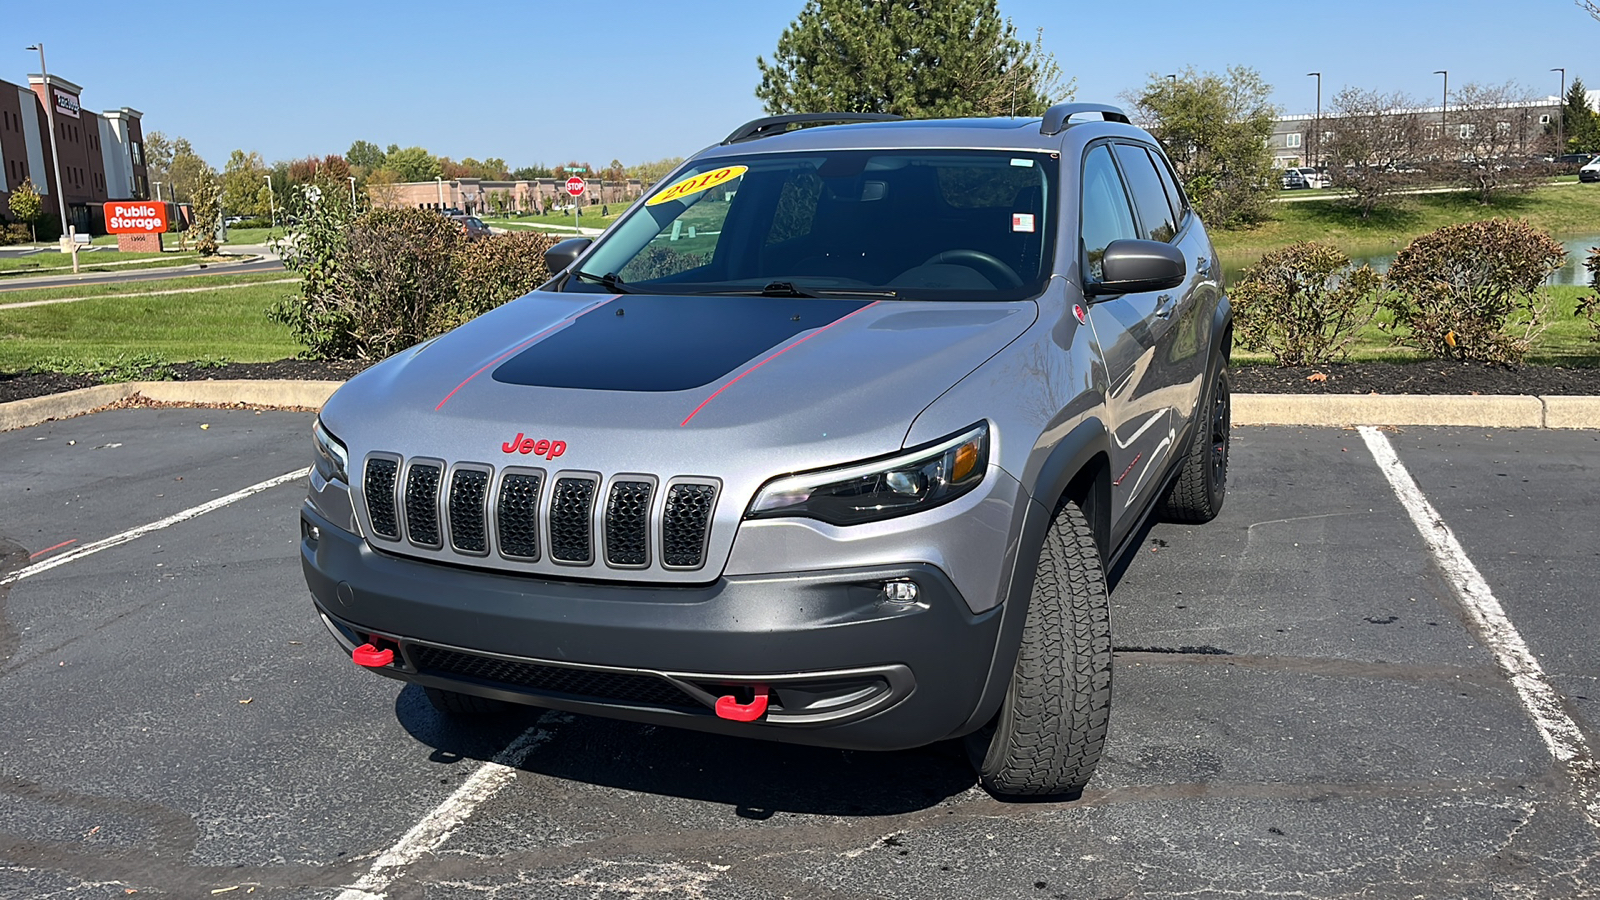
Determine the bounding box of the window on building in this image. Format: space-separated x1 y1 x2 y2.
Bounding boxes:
1459 124 1475 139
1497 122 1511 136
1540 114 1552 125
130 142 143 166
1286 133 1302 148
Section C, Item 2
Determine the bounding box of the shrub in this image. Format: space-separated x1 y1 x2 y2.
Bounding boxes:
1 223 31 245
1230 241 1382 366
1382 219 1565 365
444 231 560 332
228 216 273 230
323 208 464 359
1576 246 1600 344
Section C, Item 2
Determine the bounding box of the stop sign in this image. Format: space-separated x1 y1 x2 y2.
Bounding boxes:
565 176 586 197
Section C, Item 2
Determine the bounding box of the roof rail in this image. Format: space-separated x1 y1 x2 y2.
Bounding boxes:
721 112 903 145
1039 103 1130 136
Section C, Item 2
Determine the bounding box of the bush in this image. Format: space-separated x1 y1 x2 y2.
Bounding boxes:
0 223 31 245
228 217 273 230
323 208 463 359
444 231 560 332
1576 246 1600 344
1230 242 1381 365
1382 219 1565 365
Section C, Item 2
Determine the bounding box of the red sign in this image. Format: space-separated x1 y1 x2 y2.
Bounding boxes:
565 176 586 197
104 202 169 234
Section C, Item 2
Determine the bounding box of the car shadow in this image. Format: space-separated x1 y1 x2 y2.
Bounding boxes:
393 684 976 818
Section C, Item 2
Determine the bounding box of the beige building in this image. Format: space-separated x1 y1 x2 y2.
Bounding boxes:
372 176 643 216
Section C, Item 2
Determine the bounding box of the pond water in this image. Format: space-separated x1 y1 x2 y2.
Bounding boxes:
1223 233 1600 287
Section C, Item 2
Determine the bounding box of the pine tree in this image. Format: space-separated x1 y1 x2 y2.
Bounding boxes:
1563 78 1600 154
755 0 1072 119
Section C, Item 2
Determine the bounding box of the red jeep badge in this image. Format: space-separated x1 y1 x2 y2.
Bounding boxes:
500 433 567 460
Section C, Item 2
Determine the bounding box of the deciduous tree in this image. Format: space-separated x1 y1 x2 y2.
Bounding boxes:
221 149 269 217
1440 82 1547 204
755 0 1072 118
384 145 442 183
8 176 43 241
1126 67 1280 229
347 140 385 171
1322 88 1429 218
511 163 553 180
189 168 222 256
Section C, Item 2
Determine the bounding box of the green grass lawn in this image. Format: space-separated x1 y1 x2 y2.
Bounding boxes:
0 250 199 276
0 270 297 304
1232 285 1600 368
1213 183 1600 271
0 276 302 372
485 213 622 231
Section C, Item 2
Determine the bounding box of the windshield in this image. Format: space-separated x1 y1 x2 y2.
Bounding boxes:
573 149 1057 299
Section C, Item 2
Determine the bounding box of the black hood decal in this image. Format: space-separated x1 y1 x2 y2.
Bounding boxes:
491 295 872 393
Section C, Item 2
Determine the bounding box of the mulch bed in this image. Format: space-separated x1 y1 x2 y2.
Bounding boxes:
2 358 1598 406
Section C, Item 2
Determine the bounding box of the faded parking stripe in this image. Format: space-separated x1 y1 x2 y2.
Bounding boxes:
0 467 311 586
1360 426 1599 824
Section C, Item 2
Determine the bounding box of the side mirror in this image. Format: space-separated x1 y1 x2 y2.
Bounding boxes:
543 237 592 274
1086 239 1186 297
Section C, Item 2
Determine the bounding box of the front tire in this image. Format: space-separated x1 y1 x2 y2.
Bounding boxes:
966 499 1112 799
1159 364 1230 523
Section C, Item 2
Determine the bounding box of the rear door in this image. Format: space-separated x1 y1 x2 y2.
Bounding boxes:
1079 143 1176 535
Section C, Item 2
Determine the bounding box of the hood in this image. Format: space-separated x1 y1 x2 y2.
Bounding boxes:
323 290 1035 476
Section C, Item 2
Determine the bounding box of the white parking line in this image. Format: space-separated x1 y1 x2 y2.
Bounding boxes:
1360 426 1599 823
0 467 311 586
335 717 560 900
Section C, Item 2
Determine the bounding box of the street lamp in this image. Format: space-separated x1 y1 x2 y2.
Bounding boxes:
1434 69 1449 133
264 173 276 230
434 175 444 210
348 174 357 210
152 181 162 203
24 43 70 244
1552 67 1566 154
1307 72 1322 168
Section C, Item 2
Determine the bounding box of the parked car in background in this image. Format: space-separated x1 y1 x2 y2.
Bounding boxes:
1555 153 1593 173
449 215 491 240
1280 168 1309 190
1580 157 1600 183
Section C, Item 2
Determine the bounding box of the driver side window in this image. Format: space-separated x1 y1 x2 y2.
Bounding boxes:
1079 145 1138 282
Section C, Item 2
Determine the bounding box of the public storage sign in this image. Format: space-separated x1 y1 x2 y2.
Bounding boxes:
105 202 168 234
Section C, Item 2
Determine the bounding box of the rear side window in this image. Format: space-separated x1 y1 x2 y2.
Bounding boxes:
1112 143 1177 243
1079 145 1138 281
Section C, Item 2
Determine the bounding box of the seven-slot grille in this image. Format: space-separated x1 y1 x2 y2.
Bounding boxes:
362 455 717 572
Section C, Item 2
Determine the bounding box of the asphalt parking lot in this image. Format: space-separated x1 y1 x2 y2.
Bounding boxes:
1 409 1597 898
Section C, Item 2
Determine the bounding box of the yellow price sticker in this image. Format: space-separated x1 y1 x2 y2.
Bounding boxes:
645 165 747 207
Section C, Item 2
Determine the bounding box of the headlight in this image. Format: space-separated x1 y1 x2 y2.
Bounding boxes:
313 416 349 483
746 423 988 526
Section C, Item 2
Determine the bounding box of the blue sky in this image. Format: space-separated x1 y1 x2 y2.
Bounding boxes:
8 1 1595 170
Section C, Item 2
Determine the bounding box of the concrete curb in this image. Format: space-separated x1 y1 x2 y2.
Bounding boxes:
1 380 342 432
3 382 1598 433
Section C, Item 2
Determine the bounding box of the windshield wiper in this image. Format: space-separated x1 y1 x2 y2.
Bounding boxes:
572 270 634 293
708 282 898 299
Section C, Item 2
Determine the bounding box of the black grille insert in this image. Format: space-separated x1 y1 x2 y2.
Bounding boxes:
663 483 716 568
405 463 443 547
550 477 596 564
605 480 653 567
365 458 399 539
496 472 543 560
411 645 697 708
448 469 490 554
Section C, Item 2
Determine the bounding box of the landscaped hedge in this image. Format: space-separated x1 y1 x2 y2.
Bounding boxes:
1230 242 1381 365
271 207 560 359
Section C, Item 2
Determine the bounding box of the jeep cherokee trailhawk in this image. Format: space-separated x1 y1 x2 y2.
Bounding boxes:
299 105 1233 797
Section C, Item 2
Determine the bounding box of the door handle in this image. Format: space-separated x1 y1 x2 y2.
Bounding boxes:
1154 294 1174 319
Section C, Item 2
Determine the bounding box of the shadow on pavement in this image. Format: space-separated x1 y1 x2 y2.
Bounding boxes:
394 684 975 818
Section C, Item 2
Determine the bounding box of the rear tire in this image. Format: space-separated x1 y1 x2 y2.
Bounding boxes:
1159 364 1230 523
966 499 1111 798
424 686 514 717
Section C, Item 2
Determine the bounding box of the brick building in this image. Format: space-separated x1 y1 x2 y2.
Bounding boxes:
1 71 150 235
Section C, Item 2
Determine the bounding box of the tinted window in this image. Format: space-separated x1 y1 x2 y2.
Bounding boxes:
1112 143 1177 243
1079 145 1138 281
1147 148 1187 221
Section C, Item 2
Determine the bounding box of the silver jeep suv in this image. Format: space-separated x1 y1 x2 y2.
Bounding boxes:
300 104 1232 798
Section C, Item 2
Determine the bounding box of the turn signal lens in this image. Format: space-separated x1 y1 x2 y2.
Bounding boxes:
746 423 989 526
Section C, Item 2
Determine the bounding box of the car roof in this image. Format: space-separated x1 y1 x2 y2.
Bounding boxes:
692 115 1155 160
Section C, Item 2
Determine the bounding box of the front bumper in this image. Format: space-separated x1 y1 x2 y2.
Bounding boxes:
301 505 1007 750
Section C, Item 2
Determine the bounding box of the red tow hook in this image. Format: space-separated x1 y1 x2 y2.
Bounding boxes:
352 642 395 668
714 685 769 722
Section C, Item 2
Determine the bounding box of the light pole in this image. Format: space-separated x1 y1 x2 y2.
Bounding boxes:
24 43 70 244
1434 70 1449 149
1307 72 1322 169
152 181 162 203
1552 67 1566 155
264 173 276 230
348 175 357 210
434 175 444 210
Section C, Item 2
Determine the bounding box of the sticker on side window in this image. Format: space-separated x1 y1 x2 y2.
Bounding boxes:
1012 213 1036 233
1010 158 1035 167
646 165 748 206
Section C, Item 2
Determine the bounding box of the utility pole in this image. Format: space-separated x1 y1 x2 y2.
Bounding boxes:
264 174 276 230
24 43 70 248
1434 70 1449 158
1552 67 1566 155
1307 72 1322 169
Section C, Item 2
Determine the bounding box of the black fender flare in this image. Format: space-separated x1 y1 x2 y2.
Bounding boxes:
947 416 1111 739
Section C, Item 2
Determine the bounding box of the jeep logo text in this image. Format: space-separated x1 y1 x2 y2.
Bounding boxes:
501 433 567 460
